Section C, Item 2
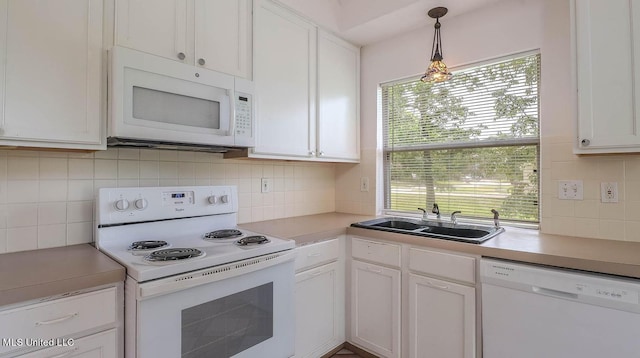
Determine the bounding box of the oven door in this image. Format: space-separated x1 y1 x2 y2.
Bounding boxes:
129 251 295 358
110 46 235 146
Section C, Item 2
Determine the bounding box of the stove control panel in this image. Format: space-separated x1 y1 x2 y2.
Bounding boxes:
162 191 195 206
97 186 239 225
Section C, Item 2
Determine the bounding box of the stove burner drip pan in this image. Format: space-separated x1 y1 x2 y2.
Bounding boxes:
204 229 243 240
236 235 271 246
145 248 204 262
129 240 169 251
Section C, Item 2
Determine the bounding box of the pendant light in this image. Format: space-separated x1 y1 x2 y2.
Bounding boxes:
421 7 452 83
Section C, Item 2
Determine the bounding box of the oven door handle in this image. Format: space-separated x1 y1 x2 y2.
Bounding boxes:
137 250 296 299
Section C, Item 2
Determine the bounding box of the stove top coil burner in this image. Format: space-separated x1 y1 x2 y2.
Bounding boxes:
129 240 169 251
235 235 271 246
144 248 204 262
203 229 243 240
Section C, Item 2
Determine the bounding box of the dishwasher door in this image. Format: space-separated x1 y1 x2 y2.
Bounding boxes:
480 258 640 358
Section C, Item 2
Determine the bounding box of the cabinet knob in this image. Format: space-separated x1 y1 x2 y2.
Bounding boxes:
177 52 186 60
581 139 590 146
309 150 316 156
198 58 206 66
319 151 325 156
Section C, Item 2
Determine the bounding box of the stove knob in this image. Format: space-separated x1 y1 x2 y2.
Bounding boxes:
207 195 218 205
114 199 130 211
134 198 148 210
220 195 229 203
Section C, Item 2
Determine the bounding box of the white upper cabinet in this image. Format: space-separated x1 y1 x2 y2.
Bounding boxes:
115 0 251 78
236 0 360 163
194 0 249 77
317 30 360 161
252 0 317 158
574 0 640 153
115 0 188 63
0 0 105 149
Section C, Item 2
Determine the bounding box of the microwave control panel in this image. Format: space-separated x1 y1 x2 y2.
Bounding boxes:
235 93 252 138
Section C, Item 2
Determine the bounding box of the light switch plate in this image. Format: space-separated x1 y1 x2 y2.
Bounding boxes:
261 178 272 193
558 180 583 200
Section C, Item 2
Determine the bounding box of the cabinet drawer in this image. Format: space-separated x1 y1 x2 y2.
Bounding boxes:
295 239 340 272
351 237 401 268
19 329 117 358
0 287 117 355
409 248 476 284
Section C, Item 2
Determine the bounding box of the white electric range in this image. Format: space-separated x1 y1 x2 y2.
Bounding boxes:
96 186 295 358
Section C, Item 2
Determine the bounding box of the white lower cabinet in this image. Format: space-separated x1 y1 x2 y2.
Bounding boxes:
0 286 121 358
294 238 344 358
18 329 117 358
408 274 475 358
347 238 477 358
350 260 401 358
407 247 477 358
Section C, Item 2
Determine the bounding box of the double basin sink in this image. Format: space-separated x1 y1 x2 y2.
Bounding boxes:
351 217 504 244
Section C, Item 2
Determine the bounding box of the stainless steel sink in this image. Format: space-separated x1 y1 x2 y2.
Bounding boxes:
351 217 504 244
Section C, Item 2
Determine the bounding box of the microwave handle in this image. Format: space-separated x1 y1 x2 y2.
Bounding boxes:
228 89 235 136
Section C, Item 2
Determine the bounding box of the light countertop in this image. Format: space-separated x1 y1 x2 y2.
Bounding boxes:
0 244 126 307
241 212 640 278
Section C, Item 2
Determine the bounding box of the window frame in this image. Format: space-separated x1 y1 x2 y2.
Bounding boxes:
380 51 541 227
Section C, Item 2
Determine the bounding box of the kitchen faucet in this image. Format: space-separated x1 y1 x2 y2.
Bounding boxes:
432 203 441 220
417 208 429 221
491 209 500 228
451 211 461 225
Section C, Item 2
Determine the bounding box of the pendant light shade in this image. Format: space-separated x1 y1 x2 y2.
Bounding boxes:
421 7 452 83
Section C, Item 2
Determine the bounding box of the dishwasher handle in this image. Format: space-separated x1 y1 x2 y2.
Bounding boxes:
532 286 578 300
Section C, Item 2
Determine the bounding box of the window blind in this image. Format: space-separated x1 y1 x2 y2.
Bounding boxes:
382 54 540 223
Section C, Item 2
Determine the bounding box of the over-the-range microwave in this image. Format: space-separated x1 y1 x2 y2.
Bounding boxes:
108 46 254 151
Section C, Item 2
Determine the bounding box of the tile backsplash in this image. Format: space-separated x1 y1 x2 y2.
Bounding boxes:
0 148 335 253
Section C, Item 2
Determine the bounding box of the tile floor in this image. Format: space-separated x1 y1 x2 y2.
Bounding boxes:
330 348 363 358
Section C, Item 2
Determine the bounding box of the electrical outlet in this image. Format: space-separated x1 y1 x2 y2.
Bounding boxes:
261 178 272 193
360 177 369 192
601 182 619 203
558 180 583 200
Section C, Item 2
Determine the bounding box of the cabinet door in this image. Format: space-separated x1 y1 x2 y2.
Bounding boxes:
19 329 117 358
252 0 317 158
408 273 475 358
317 30 360 161
350 260 400 358
575 0 640 152
194 0 250 78
295 261 345 358
115 0 189 63
0 0 104 148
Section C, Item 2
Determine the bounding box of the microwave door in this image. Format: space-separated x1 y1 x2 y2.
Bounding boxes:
116 66 235 146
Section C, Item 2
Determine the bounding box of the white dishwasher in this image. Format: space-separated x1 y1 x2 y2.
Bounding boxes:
480 258 640 358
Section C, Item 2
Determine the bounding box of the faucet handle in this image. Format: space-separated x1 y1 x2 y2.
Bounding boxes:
491 209 500 227
451 211 461 224
432 203 440 214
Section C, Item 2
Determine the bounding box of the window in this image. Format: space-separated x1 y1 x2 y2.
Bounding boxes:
382 53 540 224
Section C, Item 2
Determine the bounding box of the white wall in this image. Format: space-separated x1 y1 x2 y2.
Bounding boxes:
0 148 335 253
338 0 640 242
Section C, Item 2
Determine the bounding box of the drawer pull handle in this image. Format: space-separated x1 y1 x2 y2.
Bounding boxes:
35 312 79 326
307 253 322 257
427 281 449 290
48 348 79 358
367 266 383 273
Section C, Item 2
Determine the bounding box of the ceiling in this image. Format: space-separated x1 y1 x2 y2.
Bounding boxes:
279 0 505 46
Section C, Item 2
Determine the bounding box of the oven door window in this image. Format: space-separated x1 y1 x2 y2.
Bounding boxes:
181 283 273 358
133 86 221 129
